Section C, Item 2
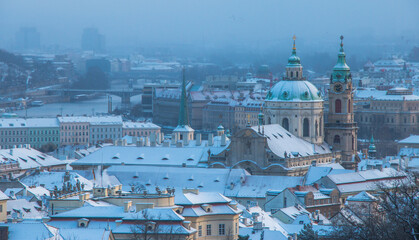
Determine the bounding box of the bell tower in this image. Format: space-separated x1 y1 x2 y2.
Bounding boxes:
325 36 358 170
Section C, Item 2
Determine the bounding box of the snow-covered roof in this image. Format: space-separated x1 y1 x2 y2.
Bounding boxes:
0 118 27 128
0 147 65 170
326 168 404 185
0 221 61 240
103 165 302 199
176 192 231 205
21 171 93 191
124 208 184 221
7 199 47 219
355 88 419 101
239 228 289 240
347 191 378 202
398 135 419 144
250 124 332 158
58 115 123 125
123 121 160 129
26 118 59 128
304 166 354 185
0 190 8 201
71 146 207 167
52 205 126 219
279 206 310 220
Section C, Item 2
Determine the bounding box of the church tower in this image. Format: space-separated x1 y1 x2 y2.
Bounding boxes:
325 36 358 170
173 68 194 143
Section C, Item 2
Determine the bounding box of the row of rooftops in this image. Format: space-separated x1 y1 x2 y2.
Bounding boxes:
0 116 160 129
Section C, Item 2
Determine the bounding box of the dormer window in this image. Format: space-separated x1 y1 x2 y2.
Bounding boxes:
201 204 212 212
112 153 120 159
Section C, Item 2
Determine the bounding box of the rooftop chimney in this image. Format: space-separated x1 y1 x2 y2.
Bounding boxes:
221 134 226 146
208 133 214 146
124 201 132 213
195 133 201 146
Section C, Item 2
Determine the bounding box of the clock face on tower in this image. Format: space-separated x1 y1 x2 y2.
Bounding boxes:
334 83 343 93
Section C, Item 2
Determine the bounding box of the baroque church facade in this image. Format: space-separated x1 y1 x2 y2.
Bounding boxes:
209 36 358 175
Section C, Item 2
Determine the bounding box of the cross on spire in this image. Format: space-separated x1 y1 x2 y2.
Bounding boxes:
340 35 344 47
292 35 296 50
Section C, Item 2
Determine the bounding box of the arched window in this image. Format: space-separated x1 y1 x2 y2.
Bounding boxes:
335 99 342 113
290 71 293 78
348 99 351 113
282 118 289 131
303 118 309 137
333 135 340 144
315 120 318 137
319 117 322 136
296 71 299 78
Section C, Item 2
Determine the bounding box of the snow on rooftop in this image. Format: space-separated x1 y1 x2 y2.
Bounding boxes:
250 124 331 158
21 171 93 191
175 192 231 205
0 118 27 128
123 121 160 129
0 221 59 240
0 190 8 201
26 118 59 128
0 147 64 170
58 115 123 124
7 199 47 219
347 191 378 202
398 135 419 144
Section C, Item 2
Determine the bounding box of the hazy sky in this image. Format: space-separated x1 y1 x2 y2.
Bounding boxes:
0 0 418 53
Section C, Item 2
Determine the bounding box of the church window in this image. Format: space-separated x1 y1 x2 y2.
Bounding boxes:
303 118 309 137
296 71 299 78
352 135 355 150
333 135 340 144
282 118 289 131
290 72 293 78
319 117 322 136
348 100 351 113
315 120 318 137
335 99 342 113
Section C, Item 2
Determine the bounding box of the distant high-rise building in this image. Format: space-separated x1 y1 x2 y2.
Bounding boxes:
81 28 105 53
15 27 41 50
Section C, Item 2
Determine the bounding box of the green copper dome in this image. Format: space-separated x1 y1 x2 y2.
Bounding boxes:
266 80 322 101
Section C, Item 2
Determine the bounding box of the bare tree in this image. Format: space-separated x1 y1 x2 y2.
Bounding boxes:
331 173 419 240
130 209 186 240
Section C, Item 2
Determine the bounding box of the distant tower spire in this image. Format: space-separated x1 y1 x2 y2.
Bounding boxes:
178 67 189 127
368 135 377 159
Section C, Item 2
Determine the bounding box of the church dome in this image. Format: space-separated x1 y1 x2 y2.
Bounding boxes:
265 80 322 101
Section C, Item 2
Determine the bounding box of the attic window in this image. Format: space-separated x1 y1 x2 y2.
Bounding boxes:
162 157 169 160
286 133 291 137
9 124 13 126
214 178 220 182
19 157 28 162
277 133 283 138
112 154 120 159
28 156 36 161
137 157 144 160
272 134 278 139
187 158 194 161
133 175 138 179
37 156 45 160
188 175 194 181
34 206 41 211
163 174 169 180
23 207 31 213
21 123 25 126
198 183 204 188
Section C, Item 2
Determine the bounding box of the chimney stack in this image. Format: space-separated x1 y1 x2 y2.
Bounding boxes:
208 133 214 146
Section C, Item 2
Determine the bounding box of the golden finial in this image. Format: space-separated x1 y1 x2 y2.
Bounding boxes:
247 114 250 122
292 35 296 50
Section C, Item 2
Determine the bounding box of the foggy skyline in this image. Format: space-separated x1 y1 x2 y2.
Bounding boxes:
1 0 418 59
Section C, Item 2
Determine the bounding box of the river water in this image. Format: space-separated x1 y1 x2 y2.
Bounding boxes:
14 81 142 117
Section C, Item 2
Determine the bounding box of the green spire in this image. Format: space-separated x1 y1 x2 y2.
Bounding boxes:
287 35 301 66
332 35 351 83
178 67 189 127
368 135 377 156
